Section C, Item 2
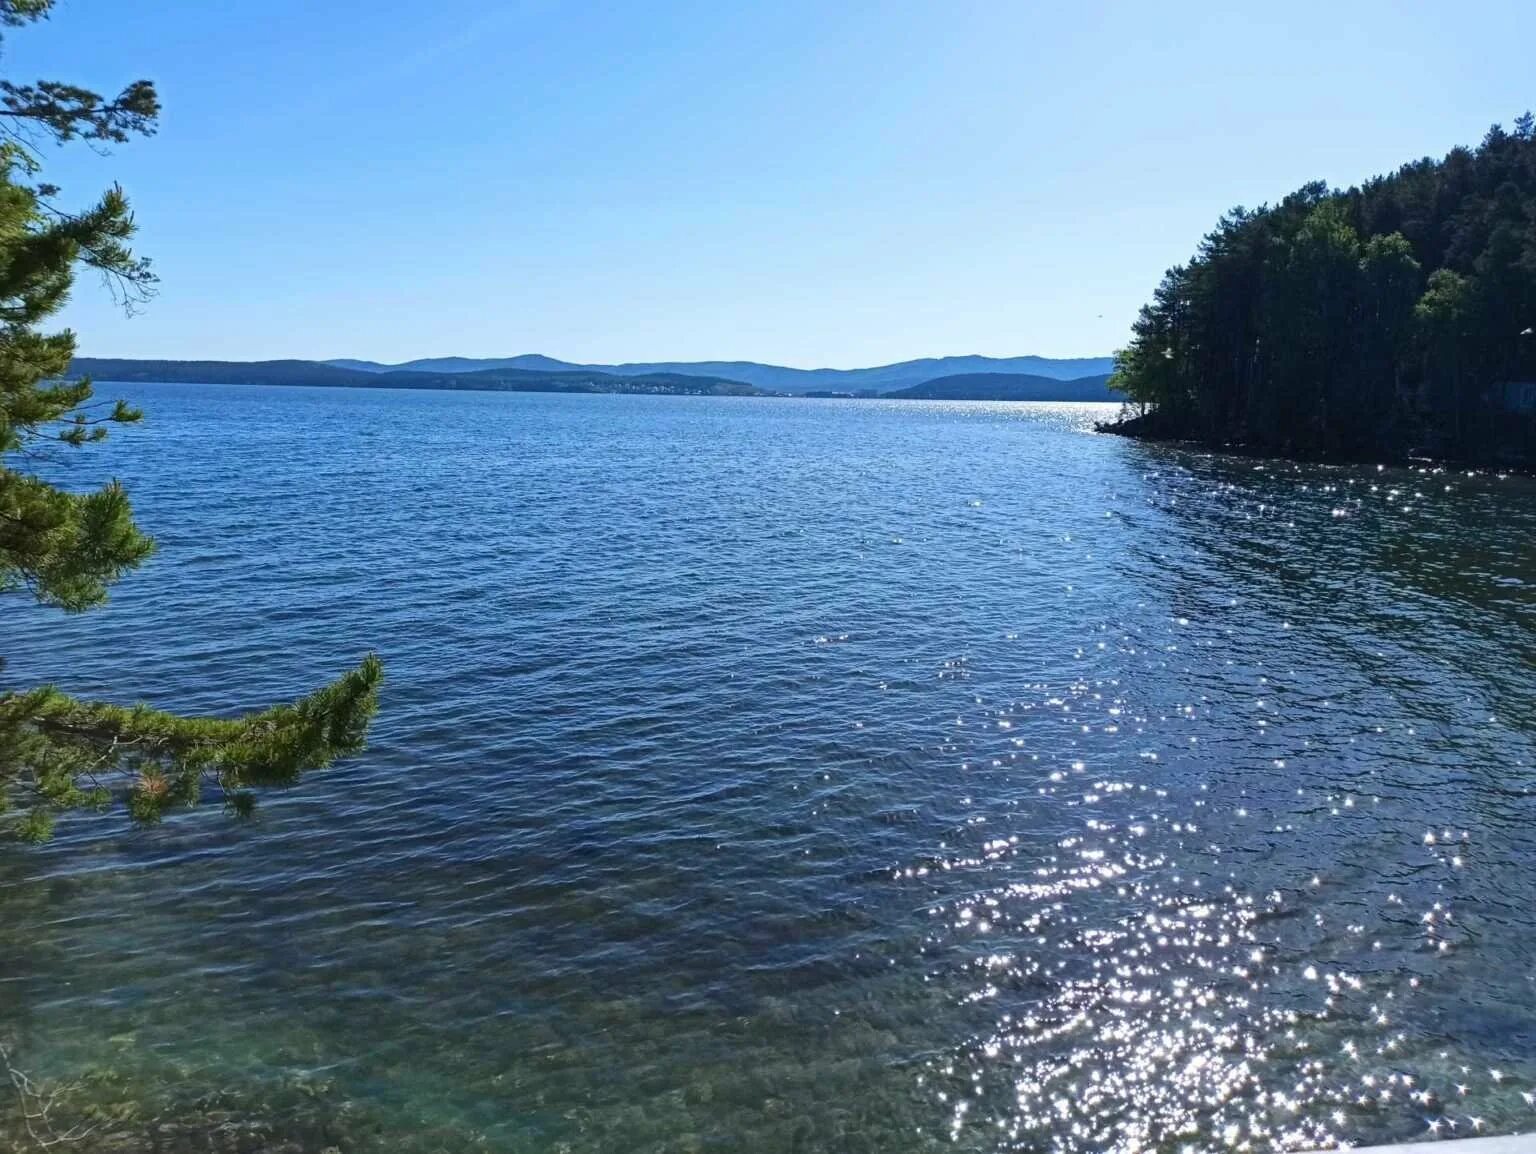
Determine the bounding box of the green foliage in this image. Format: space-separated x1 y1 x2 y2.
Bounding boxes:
0 1 159 150
1111 116 1536 463
0 656 384 840
0 1 53 27
0 4 380 841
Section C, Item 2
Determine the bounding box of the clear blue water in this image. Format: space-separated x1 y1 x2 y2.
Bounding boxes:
2 384 1534 1152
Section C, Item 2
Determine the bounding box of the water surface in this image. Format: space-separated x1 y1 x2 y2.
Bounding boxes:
2 385 1534 1152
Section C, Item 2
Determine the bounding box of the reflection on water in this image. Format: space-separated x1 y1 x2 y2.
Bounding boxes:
1 388 1533 1151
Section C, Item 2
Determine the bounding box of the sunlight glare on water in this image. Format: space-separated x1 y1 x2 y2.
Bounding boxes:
0 386 1532 1152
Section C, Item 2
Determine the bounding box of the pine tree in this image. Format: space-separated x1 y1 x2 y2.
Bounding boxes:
0 1 381 842
1108 113 1536 464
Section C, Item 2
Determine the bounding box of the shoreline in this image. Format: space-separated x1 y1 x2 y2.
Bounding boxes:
1095 412 1536 475
77 375 1121 404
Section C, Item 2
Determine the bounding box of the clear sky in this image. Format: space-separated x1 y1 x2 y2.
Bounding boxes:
11 0 1536 367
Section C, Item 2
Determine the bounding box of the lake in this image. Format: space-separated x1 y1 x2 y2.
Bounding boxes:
2 384 1534 1153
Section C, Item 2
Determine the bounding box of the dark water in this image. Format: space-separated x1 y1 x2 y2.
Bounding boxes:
2 384 1535 1153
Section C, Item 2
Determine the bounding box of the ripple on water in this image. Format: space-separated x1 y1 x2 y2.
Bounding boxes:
0 386 1534 1152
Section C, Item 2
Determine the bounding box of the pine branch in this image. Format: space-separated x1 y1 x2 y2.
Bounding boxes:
0 656 383 838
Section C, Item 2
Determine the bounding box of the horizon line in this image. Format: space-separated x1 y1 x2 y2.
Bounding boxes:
73 349 1120 372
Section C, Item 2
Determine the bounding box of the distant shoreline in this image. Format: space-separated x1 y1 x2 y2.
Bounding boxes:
67 357 1116 404
78 376 1122 404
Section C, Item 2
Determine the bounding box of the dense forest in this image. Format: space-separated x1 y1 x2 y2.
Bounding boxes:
1107 115 1536 465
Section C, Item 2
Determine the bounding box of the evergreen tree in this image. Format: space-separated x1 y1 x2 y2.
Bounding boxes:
1109 115 1536 465
0 1 380 842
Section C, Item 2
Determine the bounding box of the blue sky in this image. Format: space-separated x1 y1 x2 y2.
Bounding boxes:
12 0 1536 367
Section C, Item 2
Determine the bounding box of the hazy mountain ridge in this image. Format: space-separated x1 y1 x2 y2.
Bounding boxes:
66 357 1122 403
322 353 1116 394
67 358 764 397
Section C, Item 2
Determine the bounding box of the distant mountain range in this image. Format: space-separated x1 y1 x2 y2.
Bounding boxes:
65 354 1118 403
320 353 1116 395
67 359 763 397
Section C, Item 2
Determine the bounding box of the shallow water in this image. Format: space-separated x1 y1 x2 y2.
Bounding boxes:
1 385 1534 1152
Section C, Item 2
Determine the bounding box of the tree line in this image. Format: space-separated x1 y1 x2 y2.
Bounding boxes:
1109 116 1536 465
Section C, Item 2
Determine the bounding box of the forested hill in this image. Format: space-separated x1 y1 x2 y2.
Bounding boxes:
64 359 1120 402
885 372 1113 401
325 353 1116 394
66 359 764 397
1107 114 1536 466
